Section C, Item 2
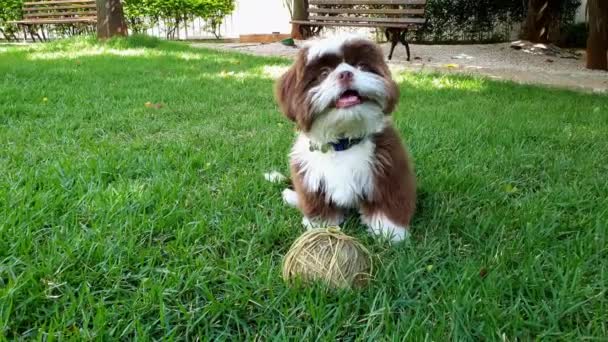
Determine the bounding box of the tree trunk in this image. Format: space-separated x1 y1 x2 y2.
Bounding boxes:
291 0 308 39
522 0 543 41
96 0 128 39
521 0 561 43
587 0 608 70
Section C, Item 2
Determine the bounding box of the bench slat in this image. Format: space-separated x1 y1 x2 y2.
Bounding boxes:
24 0 95 5
25 11 97 18
310 0 426 5
24 4 97 11
309 8 425 15
308 15 425 24
292 20 416 28
10 18 97 24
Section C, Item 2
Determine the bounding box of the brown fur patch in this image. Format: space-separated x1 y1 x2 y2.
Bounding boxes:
290 161 344 222
274 49 306 123
361 126 416 227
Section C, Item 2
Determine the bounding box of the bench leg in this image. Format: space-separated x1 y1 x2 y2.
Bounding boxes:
28 26 37 42
299 25 321 39
22 26 28 43
386 29 399 61
33 28 43 42
42 27 47 41
299 25 310 39
399 29 411 62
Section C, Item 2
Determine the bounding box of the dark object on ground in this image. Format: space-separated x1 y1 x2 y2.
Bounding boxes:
281 37 296 47
511 40 582 60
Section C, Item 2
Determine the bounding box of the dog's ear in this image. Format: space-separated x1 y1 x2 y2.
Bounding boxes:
275 65 298 121
369 43 399 115
275 48 307 121
383 77 400 114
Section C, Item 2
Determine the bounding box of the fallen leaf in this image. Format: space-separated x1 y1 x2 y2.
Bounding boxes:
479 268 488 279
504 184 519 193
145 102 163 109
426 264 433 272
42 97 48 102
444 63 459 69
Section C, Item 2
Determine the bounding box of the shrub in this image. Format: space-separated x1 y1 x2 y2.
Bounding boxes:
122 0 161 34
414 0 580 43
0 0 22 41
560 22 587 47
122 0 235 39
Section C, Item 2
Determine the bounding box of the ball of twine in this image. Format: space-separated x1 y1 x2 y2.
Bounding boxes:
282 227 372 289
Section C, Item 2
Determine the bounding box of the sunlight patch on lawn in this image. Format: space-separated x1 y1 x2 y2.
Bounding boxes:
23 44 249 66
171 51 240 65
217 70 262 80
396 72 486 92
260 65 289 79
196 65 287 81
26 47 153 60
195 70 261 82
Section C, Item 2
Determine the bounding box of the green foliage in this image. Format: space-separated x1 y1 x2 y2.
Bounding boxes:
415 0 580 43
122 0 161 34
560 22 588 47
0 0 23 41
122 0 235 38
557 0 582 26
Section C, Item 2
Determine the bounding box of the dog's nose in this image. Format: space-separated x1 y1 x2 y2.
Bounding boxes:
338 70 353 82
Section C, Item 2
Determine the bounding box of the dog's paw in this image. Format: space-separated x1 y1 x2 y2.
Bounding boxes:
264 171 287 184
282 188 299 207
361 213 409 243
302 215 344 230
367 225 408 243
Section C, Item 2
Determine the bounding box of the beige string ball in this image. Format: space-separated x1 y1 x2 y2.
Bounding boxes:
282 227 373 289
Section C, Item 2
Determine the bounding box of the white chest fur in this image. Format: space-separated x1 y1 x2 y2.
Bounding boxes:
290 134 376 208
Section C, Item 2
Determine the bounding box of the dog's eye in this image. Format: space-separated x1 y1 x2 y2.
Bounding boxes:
357 63 369 71
318 67 331 80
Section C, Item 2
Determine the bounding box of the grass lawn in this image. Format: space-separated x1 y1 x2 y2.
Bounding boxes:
1 36 607 340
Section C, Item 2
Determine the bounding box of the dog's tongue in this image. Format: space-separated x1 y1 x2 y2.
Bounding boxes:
336 92 361 108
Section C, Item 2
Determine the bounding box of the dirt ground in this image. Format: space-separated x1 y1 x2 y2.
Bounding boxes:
191 40 608 94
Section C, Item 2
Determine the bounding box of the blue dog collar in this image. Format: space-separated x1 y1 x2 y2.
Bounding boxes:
309 137 365 153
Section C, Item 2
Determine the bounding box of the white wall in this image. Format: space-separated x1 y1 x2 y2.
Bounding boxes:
140 0 292 40
231 0 291 36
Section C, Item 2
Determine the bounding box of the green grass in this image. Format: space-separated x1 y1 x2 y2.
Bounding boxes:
1 35 607 340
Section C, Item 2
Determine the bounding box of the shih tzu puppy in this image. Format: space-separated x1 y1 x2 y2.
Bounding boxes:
273 35 416 242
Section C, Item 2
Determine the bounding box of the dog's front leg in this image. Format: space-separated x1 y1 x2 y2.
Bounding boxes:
288 165 345 229
298 190 344 229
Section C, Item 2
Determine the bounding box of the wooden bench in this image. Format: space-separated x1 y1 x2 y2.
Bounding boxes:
292 0 427 61
9 0 97 42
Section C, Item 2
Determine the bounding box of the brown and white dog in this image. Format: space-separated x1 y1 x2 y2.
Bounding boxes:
273 35 416 242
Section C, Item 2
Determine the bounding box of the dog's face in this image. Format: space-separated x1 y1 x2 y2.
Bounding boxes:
276 36 399 142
